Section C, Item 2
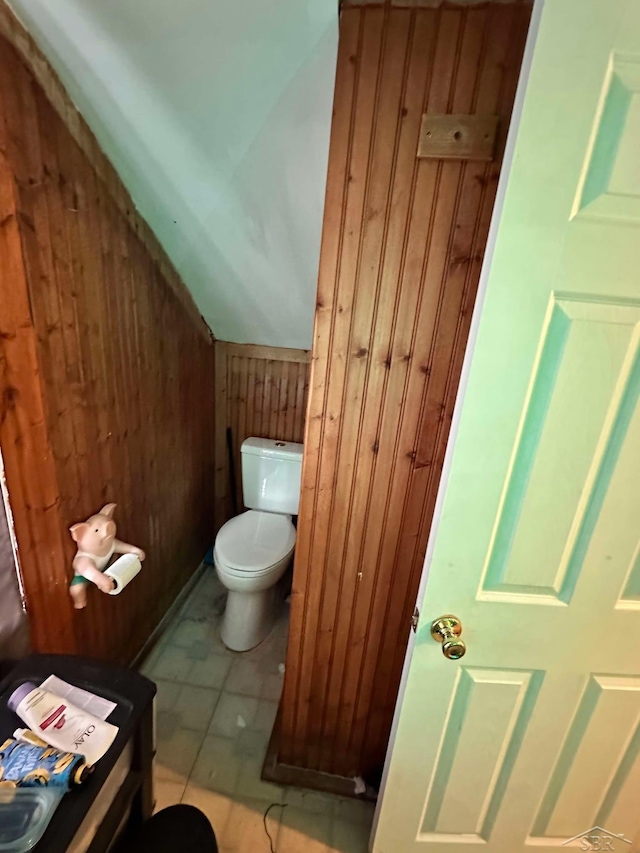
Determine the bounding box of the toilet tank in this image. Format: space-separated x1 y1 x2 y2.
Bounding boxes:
241 438 304 515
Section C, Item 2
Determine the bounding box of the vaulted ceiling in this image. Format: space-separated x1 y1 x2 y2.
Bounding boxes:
7 0 338 348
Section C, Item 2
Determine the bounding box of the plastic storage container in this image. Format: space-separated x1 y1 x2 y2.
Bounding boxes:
0 788 64 851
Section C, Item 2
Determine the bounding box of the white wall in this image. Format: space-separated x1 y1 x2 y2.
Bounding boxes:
7 0 338 348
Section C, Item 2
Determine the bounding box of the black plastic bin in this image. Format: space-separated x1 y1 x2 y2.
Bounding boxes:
0 654 156 853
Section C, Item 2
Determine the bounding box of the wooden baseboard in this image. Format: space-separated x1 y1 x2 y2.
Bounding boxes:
262 708 377 802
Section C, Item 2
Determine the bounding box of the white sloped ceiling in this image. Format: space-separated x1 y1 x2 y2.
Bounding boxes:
8 0 338 348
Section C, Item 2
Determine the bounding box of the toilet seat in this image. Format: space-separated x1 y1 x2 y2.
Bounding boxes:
215 510 295 574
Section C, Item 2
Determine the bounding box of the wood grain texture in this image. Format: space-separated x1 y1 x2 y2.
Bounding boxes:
417 113 499 160
0 1 208 342
0 32 216 662
280 1 530 779
214 341 310 522
342 0 532 8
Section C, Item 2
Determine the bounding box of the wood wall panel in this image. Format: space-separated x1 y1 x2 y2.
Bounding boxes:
0 27 215 662
214 341 310 524
0 3 205 337
280 2 531 780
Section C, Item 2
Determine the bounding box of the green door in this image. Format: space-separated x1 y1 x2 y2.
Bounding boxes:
374 0 640 850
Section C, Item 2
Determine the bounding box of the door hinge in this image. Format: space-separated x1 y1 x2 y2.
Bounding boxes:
411 607 420 633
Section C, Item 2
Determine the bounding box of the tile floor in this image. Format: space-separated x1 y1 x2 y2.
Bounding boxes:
140 568 375 853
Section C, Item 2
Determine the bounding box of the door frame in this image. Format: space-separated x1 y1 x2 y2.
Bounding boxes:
373 0 546 839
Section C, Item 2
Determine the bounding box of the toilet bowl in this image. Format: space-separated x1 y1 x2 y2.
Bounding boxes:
214 509 296 651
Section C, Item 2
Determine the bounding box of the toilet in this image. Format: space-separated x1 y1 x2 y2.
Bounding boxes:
214 437 303 652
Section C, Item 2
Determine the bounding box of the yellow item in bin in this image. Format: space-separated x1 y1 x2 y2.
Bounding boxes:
13 729 48 748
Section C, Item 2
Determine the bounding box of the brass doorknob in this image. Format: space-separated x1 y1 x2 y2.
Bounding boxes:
430 615 466 660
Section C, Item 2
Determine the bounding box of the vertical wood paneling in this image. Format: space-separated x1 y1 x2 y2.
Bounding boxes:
0 103 75 654
280 2 531 780
0 29 216 663
0 3 205 336
214 341 310 522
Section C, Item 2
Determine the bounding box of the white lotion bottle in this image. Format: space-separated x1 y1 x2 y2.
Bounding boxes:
8 683 118 766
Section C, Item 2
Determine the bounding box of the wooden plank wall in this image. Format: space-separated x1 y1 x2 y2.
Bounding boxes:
0 29 216 662
280 1 531 780
214 342 310 526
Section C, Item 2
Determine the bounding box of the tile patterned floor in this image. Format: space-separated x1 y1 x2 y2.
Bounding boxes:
140 569 374 852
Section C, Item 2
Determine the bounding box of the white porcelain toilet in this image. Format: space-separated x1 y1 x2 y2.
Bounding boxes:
214 437 303 652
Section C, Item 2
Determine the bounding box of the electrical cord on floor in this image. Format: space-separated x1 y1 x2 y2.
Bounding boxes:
264 802 287 853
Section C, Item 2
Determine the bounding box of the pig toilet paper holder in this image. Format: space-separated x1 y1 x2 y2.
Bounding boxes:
68 503 145 610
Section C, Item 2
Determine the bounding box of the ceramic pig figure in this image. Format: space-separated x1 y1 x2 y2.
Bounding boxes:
68 503 145 609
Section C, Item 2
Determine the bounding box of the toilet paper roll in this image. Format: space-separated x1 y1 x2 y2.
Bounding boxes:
104 554 142 595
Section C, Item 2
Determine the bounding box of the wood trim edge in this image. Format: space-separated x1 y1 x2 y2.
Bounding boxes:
221 342 311 364
214 341 229 532
262 708 377 802
341 0 532 7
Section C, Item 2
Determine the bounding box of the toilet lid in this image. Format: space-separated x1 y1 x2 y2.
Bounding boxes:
216 510 296 573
